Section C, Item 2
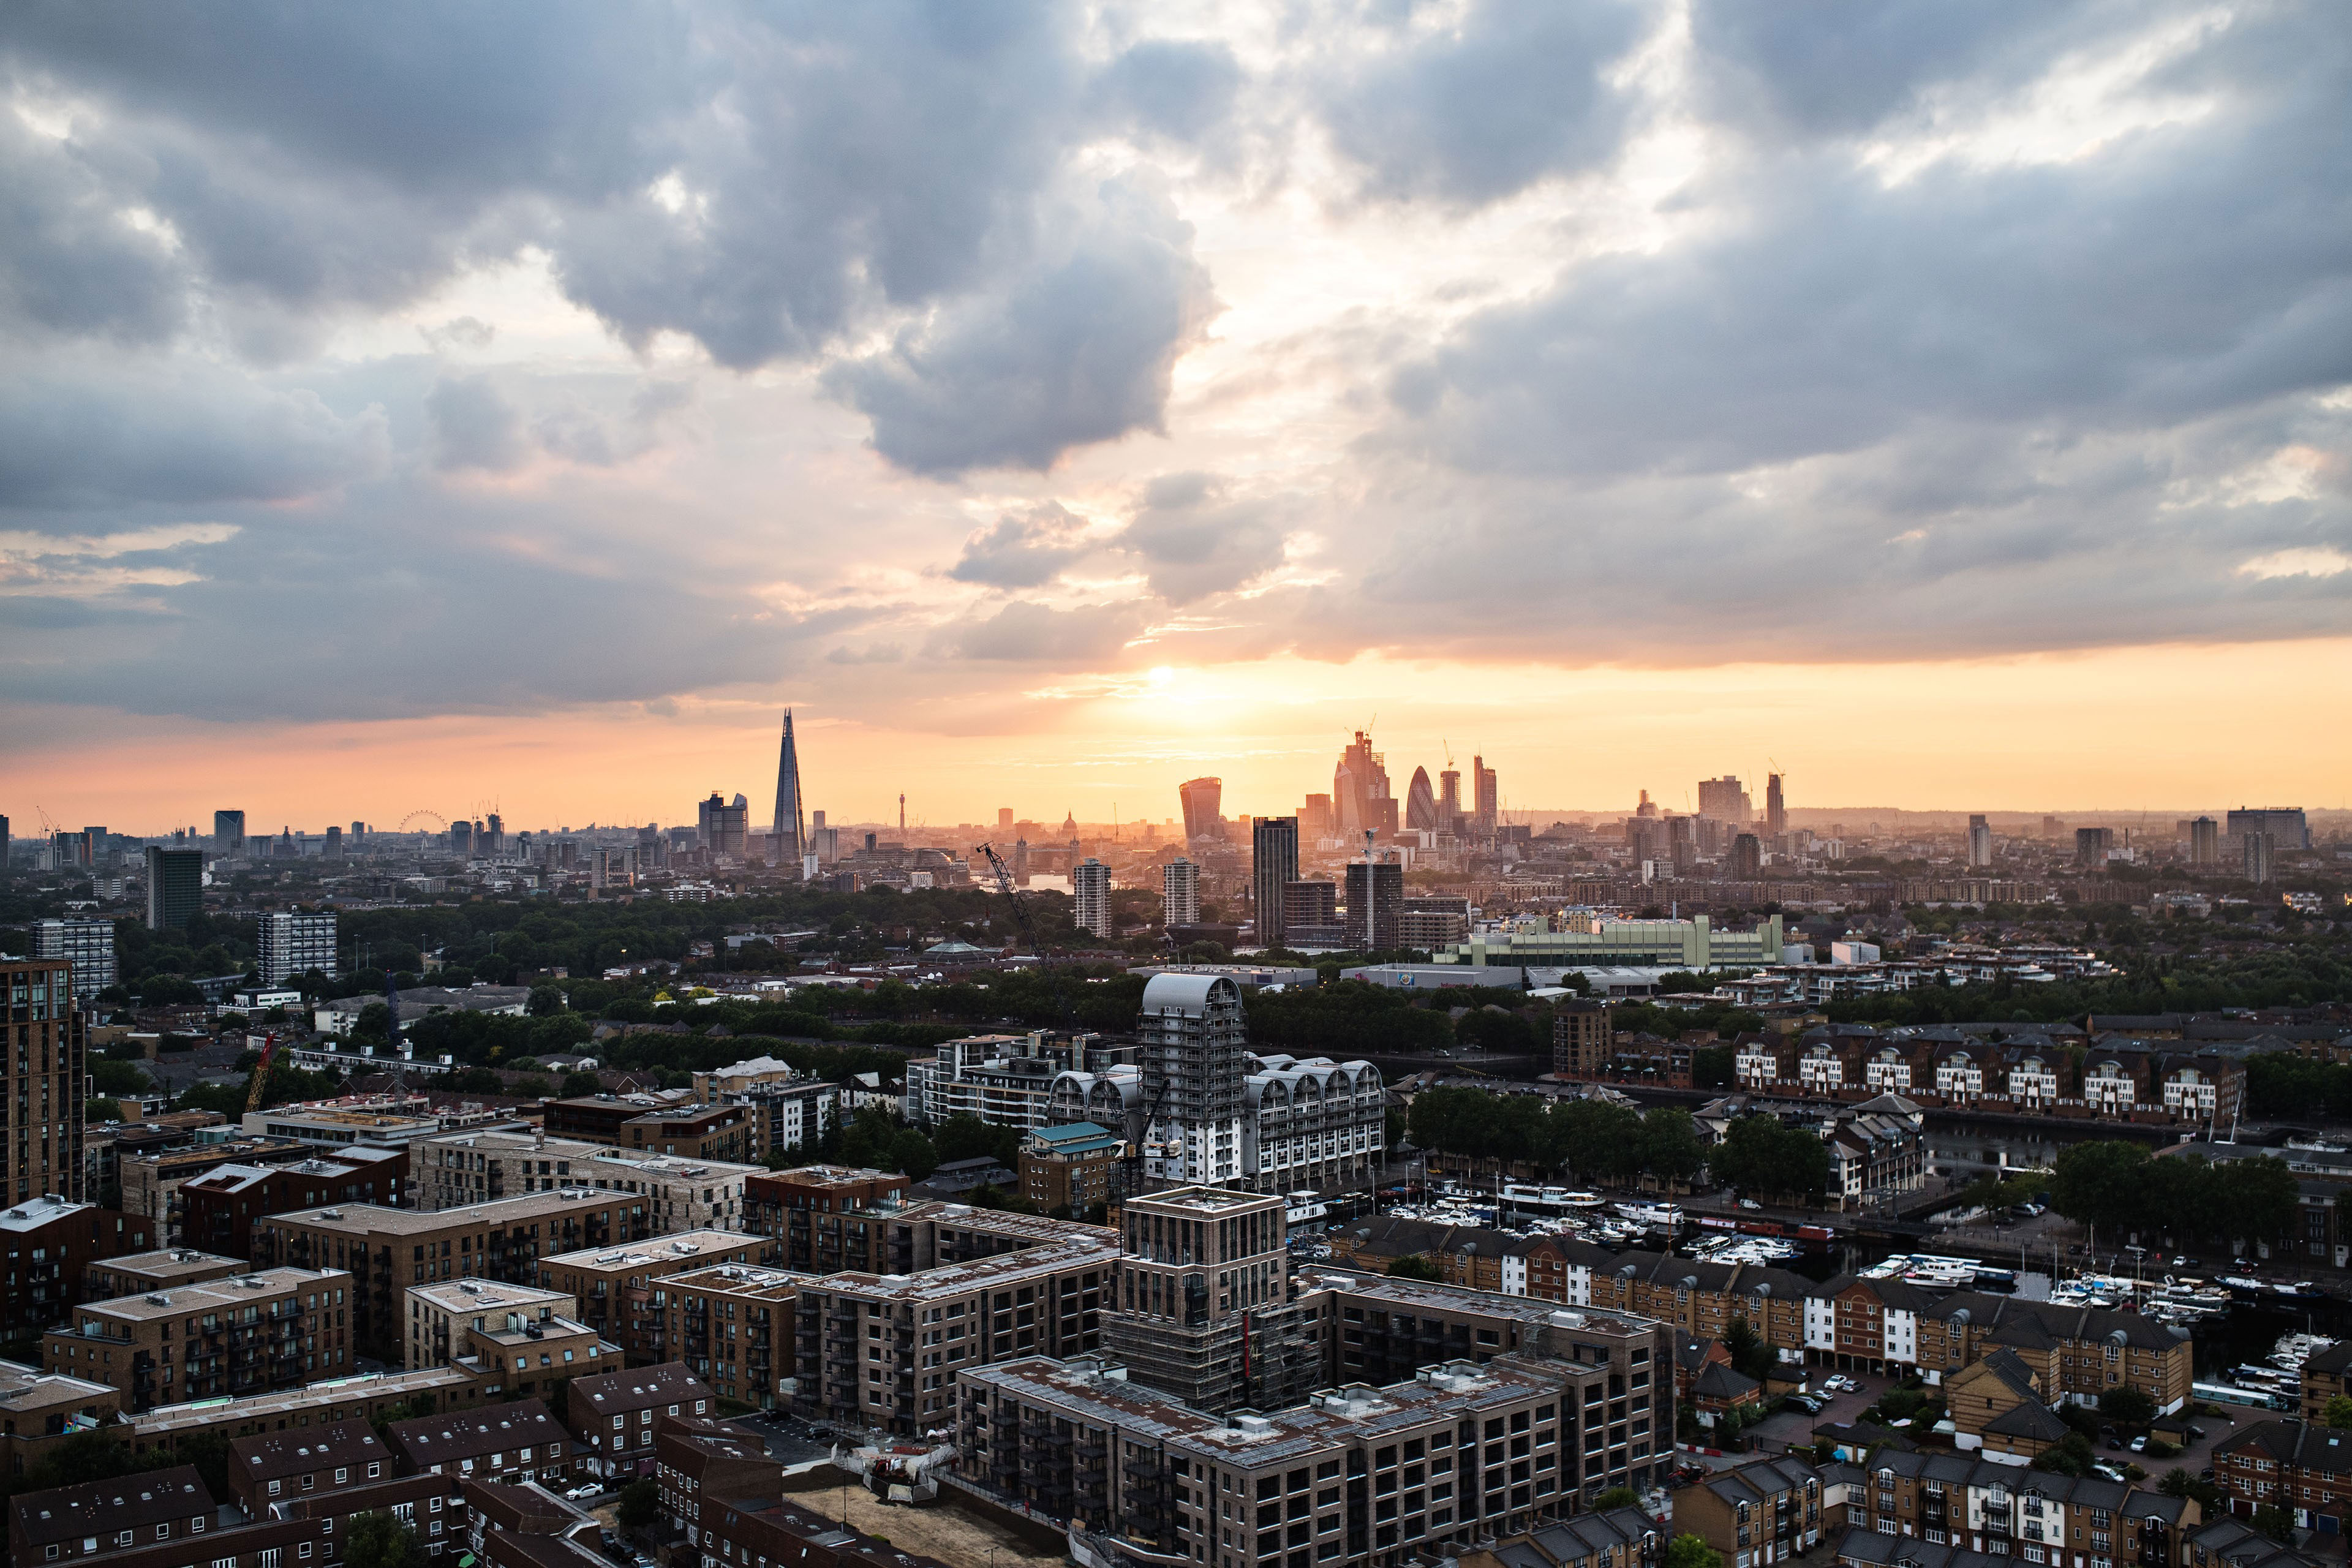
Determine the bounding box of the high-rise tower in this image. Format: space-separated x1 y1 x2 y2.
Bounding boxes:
1404 766 1438 831
1472 756 1498 831
1765 774 1786 837
1178 777 1223 843
1136 973 1246 1186
1251 816 1298 948
771 710 806 871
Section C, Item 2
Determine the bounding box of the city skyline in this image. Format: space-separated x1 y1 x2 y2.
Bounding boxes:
2 5 2346 832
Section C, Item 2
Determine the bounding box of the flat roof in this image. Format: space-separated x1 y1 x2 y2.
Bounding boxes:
132 1367 473 1436
1298 1269 1664 1338
0 1359 113 1410
409 1280 571 1314
808 1234 1118 1303
663 1262 811 1298
1131 1185 1283 1215
264 1188 640 1235
92 1249 244 1280
540 1231 766 1271
61 1267 347 1324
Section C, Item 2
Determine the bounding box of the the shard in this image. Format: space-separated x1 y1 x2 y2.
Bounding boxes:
772 709 805 871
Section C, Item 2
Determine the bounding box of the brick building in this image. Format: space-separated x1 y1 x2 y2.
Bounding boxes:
177 1152 407 1260
1019 1121 1126 1216
223 1415 392 1512
0 1199 154 1345
540 1099 763 1164
39 1265 352 1411
565 1362 715 1481
1673 1456 1826 1567
2215 1419 2352 1531
0 958 87 1208
1833 1450 2195 1562
404 1279 612 1401
741 1166 910 1272
536 1232 768 1363
385 1397 576 1487
662 1264 803 1409
1551 1001 1613 1079
414 1130 758 1230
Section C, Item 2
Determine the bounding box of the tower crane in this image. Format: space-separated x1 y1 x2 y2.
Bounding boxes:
243 1031 282 1116
973 843 1038 948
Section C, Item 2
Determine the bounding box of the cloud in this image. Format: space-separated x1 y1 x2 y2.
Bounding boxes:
0 111 187 343
826 642 907 665
0 358 390 509
924 599 1145 662
2239 546 2352 580
949 502 1095 588
1315 0 1649 205
1090 39 1243 145
823 179 1215 475
426 374 526 472
1114 473 1289 604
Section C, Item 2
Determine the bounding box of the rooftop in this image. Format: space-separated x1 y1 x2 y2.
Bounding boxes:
62 1267 345 1324
1130 1185 1281 1215
410 1279 573 1315
0 1359 113 1411
265 1188 641 1235
131 1366 473 1436
540 1231 767 1272
810 1234 1118 1303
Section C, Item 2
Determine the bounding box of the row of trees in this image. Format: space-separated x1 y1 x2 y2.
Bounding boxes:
1405 1089 1708 1187
2046 1140 2299 1245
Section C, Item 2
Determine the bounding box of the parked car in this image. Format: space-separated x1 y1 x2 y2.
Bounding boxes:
1738 1199 1763 1211
2093 1464 2127 1483
2188 1425 2208 1441
2129 1436 2149 1453
567 1483 602 1501
1823 1375 1858 1393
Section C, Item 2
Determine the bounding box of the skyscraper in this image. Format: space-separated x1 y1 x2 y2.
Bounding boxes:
771 710 806 870
258 911 337 986
1472 756 1498 831
2245 832 2275 885
1161 858 1200 928
1765 774 1785 838
1729 832 1762 880
1072 858 1113 939
1178 777 1223 843
1344 859 1404 951
1333 732 1393 835
2075 827 2113 866
698 792 747 859
1697 775 1751 823
213 810 245 856
325 825 343 859
1438 767 1462 826
997 807 1014 833
1250 816 1298 949
145 846 203 930
1 956 86 1202
33 919 116 992
2188 816 2219 865
1404 766 1438 831
1968 815 1992 869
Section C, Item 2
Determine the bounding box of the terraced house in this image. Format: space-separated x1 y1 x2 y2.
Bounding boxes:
1833 1450 2196 1567
2214 1419 2352 1532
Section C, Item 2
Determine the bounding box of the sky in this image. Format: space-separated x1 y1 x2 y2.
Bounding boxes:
1 0 2348 834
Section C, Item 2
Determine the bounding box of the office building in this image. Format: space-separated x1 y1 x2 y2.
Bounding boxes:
2188 815 2220 865
1345 858 1404 951
2246 832 2275 885
697 792 747 860
323 825 342 859
1 960 87 1205
1967 814 1992 869
1433 911 1786 971
1400 895 1471 949
770 709 805 871
2074 826 2113 866
1697 775 1751 823
1335 731 1395 835
1473 755 1498 830
257 911 337 986
213 810 245 855
1439 767 1463 824
1730 832 1762 880
1251 816 1299 948
32 919 116 993
1178 777 1223 843
1137 973 1247 1186
1072 857 1113 940
2227 806 2309 851
143 846 203 931
1161 858 1200 928
1765 774 1785 837
449 818 473 858
1406 766 1438 830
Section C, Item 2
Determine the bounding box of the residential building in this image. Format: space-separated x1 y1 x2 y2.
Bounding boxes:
118 1135 318 1244
1946 1349 2068 1461
1099 1187 1306 1414
1400 896 1473 949
9 1466 214 1568
257 911 337 986
224 1416 393 1513
1073 858 1114 940
903 1031 1121 1133
126 1366 479 1461
1019 1121 1125 1215
405 1279 610 1401
2302 1341 2352 1423
1457 1506 1661 1568
2226 807 2309 853
565 1362 716 1480
1283 879 1339 933
0 1360 119 1477
1675 1456 1825 1566
2216 1420 2352 1530
252 1189 654 1362
1835 1450 2196 1563
39 1265 352 1412
1136 973 1247 1186
1345 858 1404 950
1825 1099 1929 1213
1163 858 1201 928
143 849 204 933
1968 816 1992 869
1672 1339 1763 1427
385 1398 575 1487
178 1153 407 1259
31 921 116 994
414 1131 756 1228
1553 1001 1615 1079
241 1104 439 1148
1 959 88 1205
458 1476 594 1568
0 1199 154 1345
2188 816 2220 865
1252 817 1300 948
665 1482 954 1568
537 1232 769 1363
538 1098 764 1164
739 1166 910 1273
695 1060 836 1155
661 1265 802 1409
791 1223 1118 1436
1433 913 1787 972
213 811 246 856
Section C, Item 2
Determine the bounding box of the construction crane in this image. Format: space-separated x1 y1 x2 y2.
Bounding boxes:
243 1030 282 1116
973 843 1037 948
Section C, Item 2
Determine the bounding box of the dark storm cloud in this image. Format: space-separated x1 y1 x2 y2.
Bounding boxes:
0 2 1231 475
1315 0 1649 205
823 181 1213 476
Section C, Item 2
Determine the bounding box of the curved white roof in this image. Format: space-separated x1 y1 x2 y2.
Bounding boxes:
1140 971 1239 1011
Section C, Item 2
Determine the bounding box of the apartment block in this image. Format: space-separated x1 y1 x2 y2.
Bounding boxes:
1552 1002 1615 1079
540 1098 764 1164
40 1266 352 1412
415 1129 758 1229
385 1398 575 1488
741 1166 911 1273
663 1264 802 1409
535 1232 769 1363
252 1189 654 1362
9 1466 213 1568
2 959 88 1206
1020 1121 1126 1215
0 1361 119 1477
83 1249 244 1302
257 911 337 987
177 1152 407 1259
0 1198 156 1344
1672 1456 1828 1568
7 1466 466 1568
566 1362 715 1480
793 1227 1118 1437
693 1057 837 1155
404 1279 611 1401
2216 1420 2352 1531
127 1366 479 1461
31 921 116 993
119 1135 325 1243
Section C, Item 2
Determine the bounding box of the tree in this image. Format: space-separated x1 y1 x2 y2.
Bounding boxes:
1387 1255 1441 1281
561 1071 603 1096
1666 1537 1723 1568
2253 1504 2294 1544
2160 1468 2223 1510
1592 1486 1640 1512
1722 1317 1772 1382
343 1513 428 1568
1711 1115 1829 1201
888 1128 939 1183
618 1478 663 1529
2324 1396 2352 1431
2097 1387 2156 1426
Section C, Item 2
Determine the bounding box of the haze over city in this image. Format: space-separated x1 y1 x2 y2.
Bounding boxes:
2 2 2348 831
